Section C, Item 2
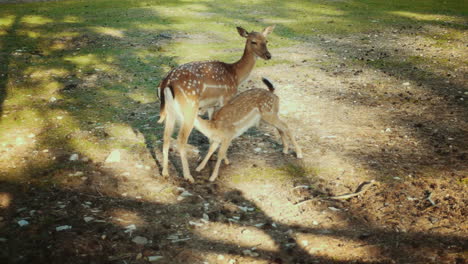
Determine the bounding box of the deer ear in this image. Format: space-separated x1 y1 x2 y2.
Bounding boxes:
237 27 249 38
262 25 276 37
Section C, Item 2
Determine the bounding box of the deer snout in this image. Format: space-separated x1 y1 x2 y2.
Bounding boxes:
265 52 272 60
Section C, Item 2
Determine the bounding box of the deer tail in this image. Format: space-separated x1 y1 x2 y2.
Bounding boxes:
262 77 275 93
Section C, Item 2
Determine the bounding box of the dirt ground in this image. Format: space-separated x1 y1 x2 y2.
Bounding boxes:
1 10 467 264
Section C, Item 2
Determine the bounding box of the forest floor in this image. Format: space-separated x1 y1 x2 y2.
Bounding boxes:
0 0 467 263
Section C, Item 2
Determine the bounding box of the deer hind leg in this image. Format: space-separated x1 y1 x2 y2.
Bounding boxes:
262 113 303 159
162 109 176 177
177 102 198 183
209 138 232 182
196 141 220 172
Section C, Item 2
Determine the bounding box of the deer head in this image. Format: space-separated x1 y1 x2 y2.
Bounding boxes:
237 25 275 60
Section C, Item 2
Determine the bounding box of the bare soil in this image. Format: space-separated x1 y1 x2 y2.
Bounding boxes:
1 24 467 264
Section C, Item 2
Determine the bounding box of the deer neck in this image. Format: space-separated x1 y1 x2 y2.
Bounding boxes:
232 41 257 86
194 117 217 139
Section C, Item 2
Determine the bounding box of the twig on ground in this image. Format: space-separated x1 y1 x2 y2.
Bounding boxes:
294 180 378 206
328 180 377 200
426 192 436 206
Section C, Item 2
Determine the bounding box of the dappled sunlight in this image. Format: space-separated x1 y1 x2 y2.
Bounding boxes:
108 208 146 227
17 29 41 39
391 11 465 24
294 232 384 261
0 192 12 209
62 15 81 23
20 15 53 26
90 26 125 38
0 14 15 27
194 222 278 252
0 0 466 263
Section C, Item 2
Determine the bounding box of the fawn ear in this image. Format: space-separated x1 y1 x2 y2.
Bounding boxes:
262 25 275 37
237 27 249 38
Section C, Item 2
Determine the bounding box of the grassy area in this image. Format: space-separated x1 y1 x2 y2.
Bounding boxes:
0 0 466 182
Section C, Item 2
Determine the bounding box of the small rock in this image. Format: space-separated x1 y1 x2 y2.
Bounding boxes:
328 207 341 212
56 225 72 231
83 216 94 223
312 221 319 225
17 220 29 227
148 256 163 262
69 154 79 161
49 97 57 102
105 150 121 163
124 224 137 234
132 236 148 245
302 240 309 246
254 147 262 152
136 253 143 260
403 82 410 86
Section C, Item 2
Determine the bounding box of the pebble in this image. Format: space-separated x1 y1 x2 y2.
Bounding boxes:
17 220 29 227
56 225 72 231
148 256 163 262
69 154 79 161
132 236 148 245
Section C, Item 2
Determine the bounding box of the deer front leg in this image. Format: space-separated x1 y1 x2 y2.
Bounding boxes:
196 141 220 172
209 139 232 182
177 104 198 183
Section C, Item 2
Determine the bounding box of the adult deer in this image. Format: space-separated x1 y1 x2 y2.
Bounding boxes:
157 25 275 183
168 77 302 182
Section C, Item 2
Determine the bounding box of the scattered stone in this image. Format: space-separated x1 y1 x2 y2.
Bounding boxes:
17 220 29 227
56 225 72 231
403 82 410 86
202 213 209 221
132 236 148 245
312 221 319 226
136 253 143 260
56 116 63 120
242 249 259 257
328 207 341 212
302 240 309 246
148 256 163 262
189 221 204 227
105 150 121 163
83 216 94 223
69 154 79 161
124 224 137 234
68 171 84 177
49 97 57 102
254 147 262 152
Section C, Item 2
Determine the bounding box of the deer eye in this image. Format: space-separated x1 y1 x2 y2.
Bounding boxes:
251 41 257 45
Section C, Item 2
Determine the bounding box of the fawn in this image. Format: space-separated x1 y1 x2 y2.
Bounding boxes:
164 78 303 182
